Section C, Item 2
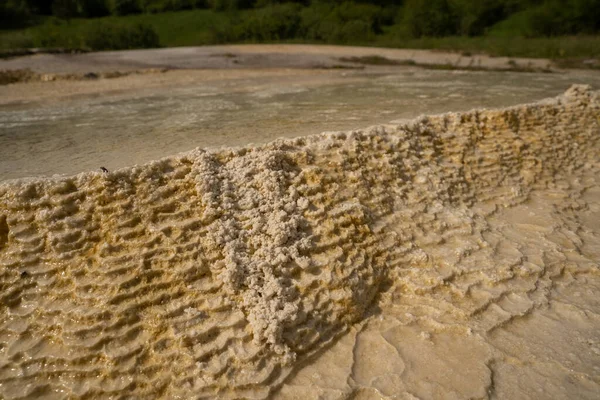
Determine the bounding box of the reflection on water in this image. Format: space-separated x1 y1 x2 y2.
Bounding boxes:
1 68 599 180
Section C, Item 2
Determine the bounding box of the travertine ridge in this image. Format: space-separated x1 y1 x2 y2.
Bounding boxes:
0 85 599 399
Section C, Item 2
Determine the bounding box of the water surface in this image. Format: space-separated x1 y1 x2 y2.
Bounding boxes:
1 67 599 180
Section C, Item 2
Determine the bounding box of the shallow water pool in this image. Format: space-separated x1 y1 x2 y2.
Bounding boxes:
1 67 599 180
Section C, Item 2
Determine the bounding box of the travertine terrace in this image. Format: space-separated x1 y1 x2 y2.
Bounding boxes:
0 85 599 399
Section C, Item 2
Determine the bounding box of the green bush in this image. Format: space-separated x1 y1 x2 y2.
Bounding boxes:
333 19 372 43
26 0 54 15
207 0 254 11
0 0 32 29
298 2 387 43
0 32 35 48
527 0 600 36
485 8 535 38
298 3 331 40
451 0 509 36
81 0 111 17
237 3 301 40
85 22 160 49
164 0 200 10
402 0 457 37
396 0 520 38
52 0 79 18
144 0 207 12
113 0 143 15
208 14 245 42
33 19 85 47
330 2 387 33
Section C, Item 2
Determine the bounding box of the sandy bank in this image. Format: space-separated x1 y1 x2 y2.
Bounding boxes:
0 44 555 77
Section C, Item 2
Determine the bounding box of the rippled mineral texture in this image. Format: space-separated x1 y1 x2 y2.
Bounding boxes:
0 85 599 399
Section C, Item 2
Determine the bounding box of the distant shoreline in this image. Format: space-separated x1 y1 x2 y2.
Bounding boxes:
0 44 568 84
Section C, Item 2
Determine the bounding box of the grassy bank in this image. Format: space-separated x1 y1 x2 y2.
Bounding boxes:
1 8 599 62
0 10 226 49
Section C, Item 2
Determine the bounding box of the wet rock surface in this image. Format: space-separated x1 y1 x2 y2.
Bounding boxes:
0 86 599 399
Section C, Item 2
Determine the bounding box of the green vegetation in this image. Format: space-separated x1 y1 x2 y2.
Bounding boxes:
0 9 225 49
1 0 599 60
85 22 159 49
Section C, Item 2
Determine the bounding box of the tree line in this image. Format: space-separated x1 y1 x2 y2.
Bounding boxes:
2 0 599 38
